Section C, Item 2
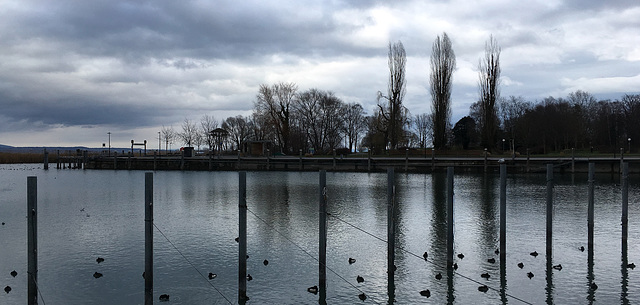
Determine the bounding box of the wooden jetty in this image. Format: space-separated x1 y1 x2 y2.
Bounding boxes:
75 153 640 173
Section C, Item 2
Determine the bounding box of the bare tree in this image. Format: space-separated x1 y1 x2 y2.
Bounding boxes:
294 88 324 152
342 102 367 152
249 112 271 141
222 115 251 151
294 89 345 153
478 35 501 150
200 114 218 151
413 113 433 148
377 40 408 149
430 32 456 149
161 125 176 152
254 82 297 153
179 118 198 147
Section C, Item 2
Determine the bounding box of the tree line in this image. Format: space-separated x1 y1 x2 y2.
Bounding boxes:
163 33 639 155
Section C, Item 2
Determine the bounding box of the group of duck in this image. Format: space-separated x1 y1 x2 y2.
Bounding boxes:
306 256 368 301
304 245 637 302
9 241 633 302
3 270 17 295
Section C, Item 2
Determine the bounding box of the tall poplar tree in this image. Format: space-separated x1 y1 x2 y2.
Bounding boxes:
430 32 456 149
478 35 501 150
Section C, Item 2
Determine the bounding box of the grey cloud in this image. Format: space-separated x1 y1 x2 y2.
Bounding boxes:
1 0 638 146
5 0 379 63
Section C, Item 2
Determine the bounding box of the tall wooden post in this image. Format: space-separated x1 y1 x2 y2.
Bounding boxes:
546 164 553 257
180 151 185 170
483 148 488 173
332 149 336 170
405 149 409 172
622 162 629 242
319 170 327 290
43 149 49 170
446 167 454 268
266 151 270 170
386 168 395 302
499 163 506 262
387 169 395 280
27 176 37 305
144 172 153 305
238 172 248 302
300 149 304 170
620 148 624 174
570 148 575 173
431 149 435 171
588 163 595 248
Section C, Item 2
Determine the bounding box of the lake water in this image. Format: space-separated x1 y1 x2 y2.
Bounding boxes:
0 164 639 305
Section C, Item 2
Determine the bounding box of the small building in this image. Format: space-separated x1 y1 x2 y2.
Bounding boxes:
241 140 272 156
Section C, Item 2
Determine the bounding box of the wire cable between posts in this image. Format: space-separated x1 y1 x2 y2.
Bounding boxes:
153 223 234 305
246 208 383 305
327 213 534 305
28 272 46 305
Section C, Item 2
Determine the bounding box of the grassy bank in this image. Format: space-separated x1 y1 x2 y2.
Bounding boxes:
0 152 48 164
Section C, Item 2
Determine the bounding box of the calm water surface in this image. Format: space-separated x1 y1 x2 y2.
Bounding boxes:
0 164 639 304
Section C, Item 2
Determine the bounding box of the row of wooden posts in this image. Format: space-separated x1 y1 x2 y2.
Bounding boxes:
42 149 89 170
24 162 631 304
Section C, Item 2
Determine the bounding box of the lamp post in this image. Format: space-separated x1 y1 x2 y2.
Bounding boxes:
158 132 161 155
629 137 632 154
107 132 111 156
502 138 505 154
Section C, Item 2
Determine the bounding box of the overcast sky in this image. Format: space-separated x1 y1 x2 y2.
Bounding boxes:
1 0 639 148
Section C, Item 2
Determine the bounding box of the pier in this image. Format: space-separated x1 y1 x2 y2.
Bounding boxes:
81 153 640 173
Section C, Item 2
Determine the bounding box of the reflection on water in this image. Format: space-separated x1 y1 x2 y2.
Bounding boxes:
0 165 639 304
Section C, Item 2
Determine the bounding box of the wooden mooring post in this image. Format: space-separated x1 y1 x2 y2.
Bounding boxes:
43 149 49 170
483 148 488 172
144 172 153 305
446 166 454 268
499 163 506 262
238 172 248 303
588 163 595 248
546 164 553 257
620 148 624 175
387 168 396 301
318 170 327 294
571 148 575 173
622 162 629 242
405 149 409 172
27 176 38 305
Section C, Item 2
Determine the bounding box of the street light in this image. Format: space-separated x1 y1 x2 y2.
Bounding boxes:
158 131 161 154
502 138 505 153
629 137 632 153
107 132 111 156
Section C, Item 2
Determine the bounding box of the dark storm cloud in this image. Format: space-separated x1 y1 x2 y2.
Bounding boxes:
0 92 168 129
4 0 378 61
